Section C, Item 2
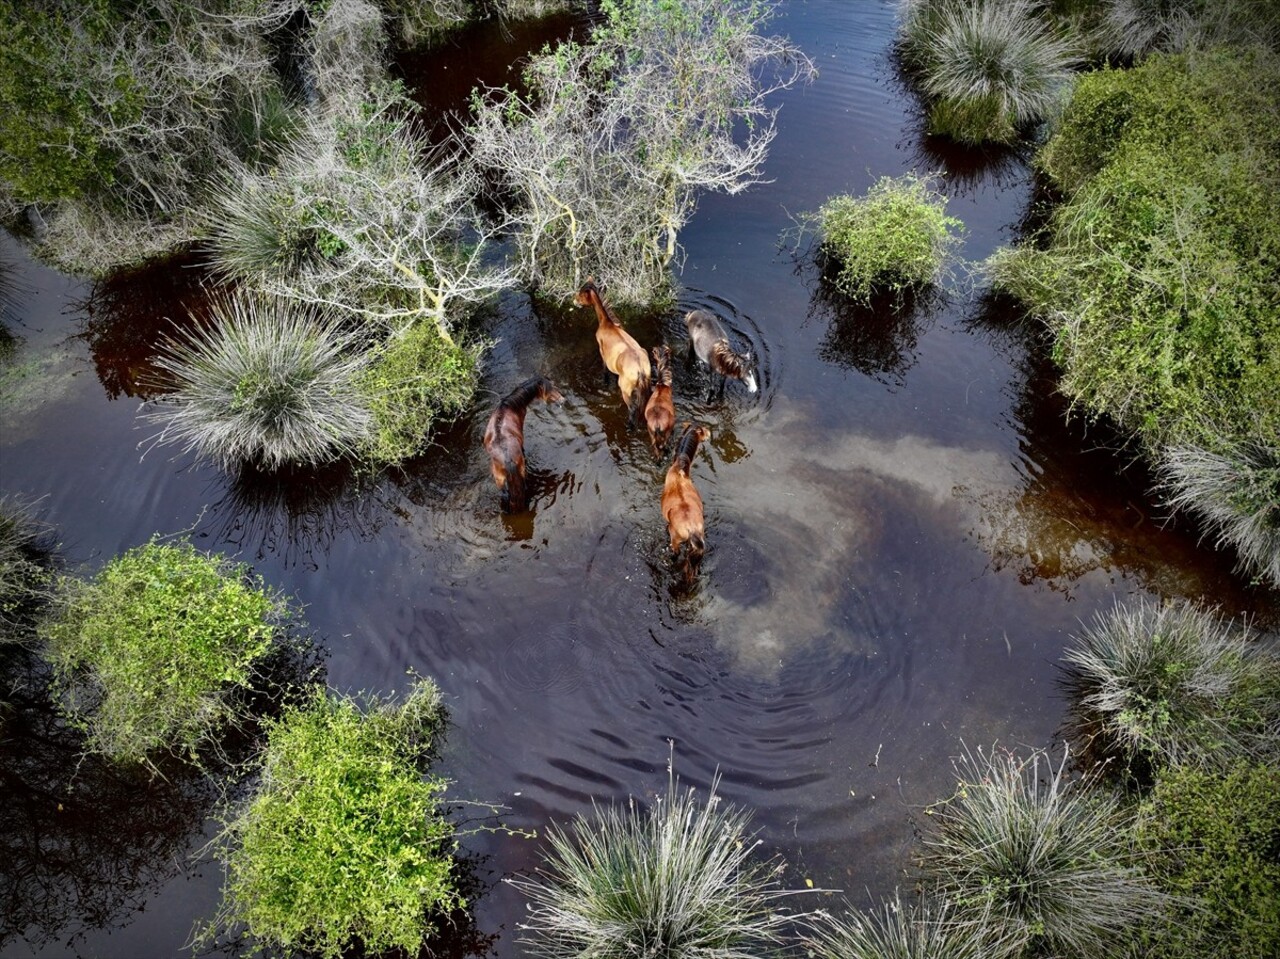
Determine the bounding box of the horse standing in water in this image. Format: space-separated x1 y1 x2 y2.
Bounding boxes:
661 423 711 582
645 345 677 459
684 309 758 397
483 374 563 513
575 279 651 427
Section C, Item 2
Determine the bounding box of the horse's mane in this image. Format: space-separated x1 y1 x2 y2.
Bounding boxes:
652 347 672 386
672 425 704 470
579 280 622 327
500 375 548 410
711 341 750 377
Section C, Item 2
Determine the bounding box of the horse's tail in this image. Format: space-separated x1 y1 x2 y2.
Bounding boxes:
683 531 706 583
629 374 651 422
504 460 526 512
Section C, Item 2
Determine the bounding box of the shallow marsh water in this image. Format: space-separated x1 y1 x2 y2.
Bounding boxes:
1 2 1275 956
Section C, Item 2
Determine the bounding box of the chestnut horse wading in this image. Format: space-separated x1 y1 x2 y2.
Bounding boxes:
645 345 677 458
483 374 563 512
684 309 757 396
661 423 711 582
575 279 652 426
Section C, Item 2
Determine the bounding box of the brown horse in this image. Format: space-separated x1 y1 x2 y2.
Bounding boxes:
644 345 677 459
661 422 711 582
684 309 757 396
483 374 563 513
574 279 651 427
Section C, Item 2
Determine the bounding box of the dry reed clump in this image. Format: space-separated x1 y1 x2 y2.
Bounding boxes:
1062 598 1280 774
917 745 1171 959
896 0 1080 144
511 774 800 958
0 496 58 642
144 292 373 471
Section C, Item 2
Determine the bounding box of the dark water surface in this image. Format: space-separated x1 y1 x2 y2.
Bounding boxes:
2 3 1274 957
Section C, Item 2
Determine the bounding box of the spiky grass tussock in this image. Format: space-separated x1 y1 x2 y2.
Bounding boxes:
805 892 997 959
0 495 57 640
144 293 373 471
1062 598 1280 772
1099 0 1280 60
898 0 1079 144
918 745 1171 959
511 775 798 958
1159 441 1280 589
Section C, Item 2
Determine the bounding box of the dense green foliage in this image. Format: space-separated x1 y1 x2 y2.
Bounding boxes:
812 174 963 303
896 0 1079 144
356 320 484 466
41 539 287 764
514 776 794 958
1133 763 1280 959
209 680 459 959
918 746 1169 958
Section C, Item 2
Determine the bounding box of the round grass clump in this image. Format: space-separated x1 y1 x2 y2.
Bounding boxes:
207 680 459 959
41 538 288 765
814 174 963 304
512 775 795 958
898 0 1079 144
918 745 1170 958
146 293 373 471
805 891 995 959
1062 598 1279 773
1159 441 1280 589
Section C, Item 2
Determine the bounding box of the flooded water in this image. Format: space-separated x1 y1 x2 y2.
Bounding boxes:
1 3 1274 957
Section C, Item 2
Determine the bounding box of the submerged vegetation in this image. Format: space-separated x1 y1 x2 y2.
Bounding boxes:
40 538 291 765
0 496 56 642
809 173 963 304
512 774 797 958
205 680 460 959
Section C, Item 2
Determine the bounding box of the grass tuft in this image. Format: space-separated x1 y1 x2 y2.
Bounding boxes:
805 891 996 959
1062 598 1280 773
1158 441 1280 588
145 292 373 471
0 495 57 642
811 173 964 304
40 538 290 765
204 679 459 959
918 744 1171 958
898 0 1080 144
512 773 797 958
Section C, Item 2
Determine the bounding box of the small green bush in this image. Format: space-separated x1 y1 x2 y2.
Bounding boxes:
41 538 288 764
207 680 460 959
356 319 484 466
146 292 374 471
813 174 963 304
918 745 1170 959
512 774 795 958
1062 598 1280 775
897 0 1079 144
1133 763 1280 959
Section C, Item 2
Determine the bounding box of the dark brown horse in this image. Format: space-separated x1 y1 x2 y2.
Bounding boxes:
575 279 652 426
483 374 563 513
684 309 757 396
644 345 677 459
661 422 711 582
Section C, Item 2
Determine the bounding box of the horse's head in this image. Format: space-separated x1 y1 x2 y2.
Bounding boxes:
573 278 598 309
742 353 759 394
537 376 564 404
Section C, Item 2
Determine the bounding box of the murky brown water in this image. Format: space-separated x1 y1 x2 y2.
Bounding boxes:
2 3 1275 956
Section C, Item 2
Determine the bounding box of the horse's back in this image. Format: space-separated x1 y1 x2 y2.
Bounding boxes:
685 309 727 342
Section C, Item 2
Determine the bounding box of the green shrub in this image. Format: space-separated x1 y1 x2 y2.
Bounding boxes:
1062 598 1280 774
206 680 460 959
145 292 374 471
356 319 484 466
812 174 963 304
1133 763 1280 959
918 745 1170 959
805 891 996 959
512 774 795 958
896 0 1080 144
41 538 288 765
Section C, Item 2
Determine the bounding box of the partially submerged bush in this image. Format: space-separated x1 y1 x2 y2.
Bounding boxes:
1062 598 1280 774
897 0 1079 144
0 496 57 641
41 538 289 764
918 745 1170 958
1132 762 1280 959
512 775 796 958
144 293 374 471
1159 441 1280 589
811 174 963 304
805 891 996 959
356 319 484 466
205 680 459 959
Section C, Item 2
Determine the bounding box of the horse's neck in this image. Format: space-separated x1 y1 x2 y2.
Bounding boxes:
502 380 540 412
712 342 742 373
587 290 618 328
